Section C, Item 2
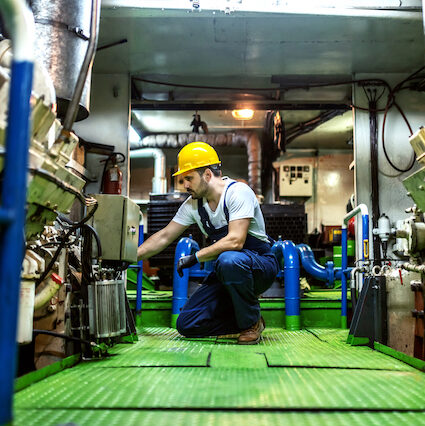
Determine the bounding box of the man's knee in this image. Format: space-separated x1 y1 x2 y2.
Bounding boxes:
216 251 247 277
176 313 189 336
215 251 250 284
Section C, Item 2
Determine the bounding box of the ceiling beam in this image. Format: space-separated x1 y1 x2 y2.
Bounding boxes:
131 100 351 111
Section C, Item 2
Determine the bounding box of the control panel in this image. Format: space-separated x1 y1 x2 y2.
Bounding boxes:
279 164 313 197
90 194 141 263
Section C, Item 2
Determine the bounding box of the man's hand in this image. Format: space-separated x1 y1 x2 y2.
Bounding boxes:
177 254 198 277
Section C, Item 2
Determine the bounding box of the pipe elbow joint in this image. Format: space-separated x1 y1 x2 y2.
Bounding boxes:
174 236 200 264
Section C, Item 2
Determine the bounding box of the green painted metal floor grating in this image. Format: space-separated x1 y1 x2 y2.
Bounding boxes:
14 328 425 425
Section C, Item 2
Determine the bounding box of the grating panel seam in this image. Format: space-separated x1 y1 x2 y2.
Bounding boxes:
13 407 425 413
13 409 425 426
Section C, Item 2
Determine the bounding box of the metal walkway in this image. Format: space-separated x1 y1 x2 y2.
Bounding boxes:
14 328 425 425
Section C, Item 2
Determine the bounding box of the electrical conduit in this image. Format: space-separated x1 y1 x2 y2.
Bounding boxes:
342 204 369 328
0 1 35 424
272 239 301 330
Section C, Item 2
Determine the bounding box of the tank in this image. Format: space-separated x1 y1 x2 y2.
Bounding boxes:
29 0 93 121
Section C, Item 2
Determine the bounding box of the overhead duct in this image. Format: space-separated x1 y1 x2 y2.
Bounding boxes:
131 132 262 195
29 0 96 121
130 148 167 194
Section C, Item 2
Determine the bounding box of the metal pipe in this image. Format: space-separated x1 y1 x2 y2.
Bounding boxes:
132 131 262 195
171 236 201 328
61 0 100 131
341 204 369 328
0 1 35 423
272 239 301 330
402 262 425 274
130 148 167 194
350 266 366 311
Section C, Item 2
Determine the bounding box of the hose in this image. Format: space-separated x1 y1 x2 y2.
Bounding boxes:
33 329 97 348
35 203 99 286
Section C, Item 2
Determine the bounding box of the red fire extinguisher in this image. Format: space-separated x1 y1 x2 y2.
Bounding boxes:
101 153 125 194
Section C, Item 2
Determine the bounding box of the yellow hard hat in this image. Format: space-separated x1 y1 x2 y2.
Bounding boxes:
173 142 221 176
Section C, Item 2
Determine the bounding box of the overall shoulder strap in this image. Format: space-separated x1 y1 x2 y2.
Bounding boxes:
223 181 237 223
197 198 215 234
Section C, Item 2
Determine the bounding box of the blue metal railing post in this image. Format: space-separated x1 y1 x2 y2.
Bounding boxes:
0 1 35 423
341 227 348 328
136 224 144 327
171 236 200 328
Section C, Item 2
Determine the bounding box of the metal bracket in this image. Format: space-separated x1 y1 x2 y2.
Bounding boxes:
35 19 89 41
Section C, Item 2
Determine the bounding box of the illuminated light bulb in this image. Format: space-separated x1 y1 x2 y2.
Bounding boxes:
232 109 254 120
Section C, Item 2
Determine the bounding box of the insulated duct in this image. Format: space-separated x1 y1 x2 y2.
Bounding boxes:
131 132 262 195
130 148 167 194
29 0 96 121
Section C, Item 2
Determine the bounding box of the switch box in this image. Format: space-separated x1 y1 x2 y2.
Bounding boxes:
279 164 313 197
90 194 141 263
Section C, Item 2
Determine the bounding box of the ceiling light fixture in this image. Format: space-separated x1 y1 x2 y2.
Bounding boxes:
232 109 254 120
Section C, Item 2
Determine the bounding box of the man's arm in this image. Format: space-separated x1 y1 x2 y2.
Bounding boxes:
196 218 250 262
137 220 188 261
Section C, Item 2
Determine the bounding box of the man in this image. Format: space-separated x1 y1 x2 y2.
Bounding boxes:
137 141 279 344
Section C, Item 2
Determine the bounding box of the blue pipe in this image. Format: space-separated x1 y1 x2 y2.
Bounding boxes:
135 224 144 327
296 244 335 286
272 239 300 330
171 236 201 328
362 214 370 261
0 48 34 426
341 227 348 329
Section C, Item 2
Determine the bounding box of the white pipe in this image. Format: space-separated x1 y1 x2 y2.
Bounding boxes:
34 274 63 310
343 203 369 227
0 0 35 62
130 148 167 194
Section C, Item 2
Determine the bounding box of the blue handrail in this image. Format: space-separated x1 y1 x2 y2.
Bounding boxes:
136 224 144 327
0 1 35 424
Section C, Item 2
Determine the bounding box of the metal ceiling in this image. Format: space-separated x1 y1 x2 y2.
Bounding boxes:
95 1 425 149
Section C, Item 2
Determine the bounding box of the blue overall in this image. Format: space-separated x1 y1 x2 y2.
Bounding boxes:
176 182 279 337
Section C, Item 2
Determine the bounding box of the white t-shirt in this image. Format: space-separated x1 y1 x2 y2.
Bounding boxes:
172 178 269 243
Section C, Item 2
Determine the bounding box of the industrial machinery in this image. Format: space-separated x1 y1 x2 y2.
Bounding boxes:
0 0 140 382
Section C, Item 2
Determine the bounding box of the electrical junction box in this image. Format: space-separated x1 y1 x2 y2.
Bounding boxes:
279 163 313 197
90 194 141 263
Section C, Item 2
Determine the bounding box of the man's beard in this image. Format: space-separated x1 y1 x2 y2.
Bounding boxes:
188 178 208 199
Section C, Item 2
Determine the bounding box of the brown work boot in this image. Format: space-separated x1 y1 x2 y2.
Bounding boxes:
237 316 265 345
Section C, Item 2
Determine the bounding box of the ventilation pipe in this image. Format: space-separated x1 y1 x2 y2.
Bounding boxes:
130 148 167 194
130 131 262 196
